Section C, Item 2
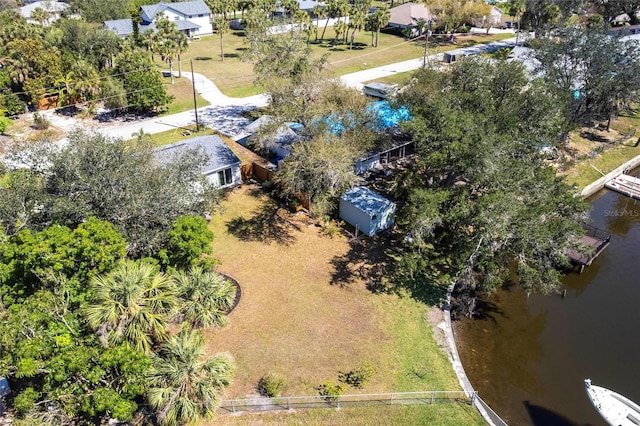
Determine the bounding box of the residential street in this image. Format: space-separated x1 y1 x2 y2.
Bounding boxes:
41 36 517 142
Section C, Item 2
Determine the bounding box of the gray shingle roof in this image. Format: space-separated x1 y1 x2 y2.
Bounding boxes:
175 20 200 31
141 0 210 21
155 135 241 175
104 19 135 36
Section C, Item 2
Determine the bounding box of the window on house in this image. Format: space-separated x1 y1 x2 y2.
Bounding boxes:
174 16 180 20
198 14 204 17
217 168 233 186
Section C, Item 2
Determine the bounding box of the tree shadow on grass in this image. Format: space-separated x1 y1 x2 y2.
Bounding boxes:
226 202 301 246
579 130 610 144
329 230 448 306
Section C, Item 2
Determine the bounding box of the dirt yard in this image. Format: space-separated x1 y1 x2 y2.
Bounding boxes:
205 184 390 398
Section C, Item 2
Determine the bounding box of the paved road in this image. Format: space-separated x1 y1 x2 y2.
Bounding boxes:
41 36 517 142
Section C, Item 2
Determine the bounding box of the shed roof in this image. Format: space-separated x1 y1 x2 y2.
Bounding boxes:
388 2 432 27
341 186 395 216
155 135 241 174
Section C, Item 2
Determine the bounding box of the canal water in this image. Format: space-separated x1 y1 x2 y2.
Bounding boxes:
454 184 640 426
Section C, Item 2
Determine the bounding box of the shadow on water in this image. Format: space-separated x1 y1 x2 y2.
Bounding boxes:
523 401 595 426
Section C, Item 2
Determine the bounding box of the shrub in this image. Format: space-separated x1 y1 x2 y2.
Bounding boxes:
322 219 342 238
257 373 286 397
1 90 26 117
32 112 50 130
338 362 377 389
316 381 344 401
0 116 11 134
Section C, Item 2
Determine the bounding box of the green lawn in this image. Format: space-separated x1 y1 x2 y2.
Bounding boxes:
562 108 640 190
155 31 513 98
216 404 485 425
161 76 210 115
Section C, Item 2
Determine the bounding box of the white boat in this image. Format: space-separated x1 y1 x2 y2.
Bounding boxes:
585 379 640 426
605 174 640 200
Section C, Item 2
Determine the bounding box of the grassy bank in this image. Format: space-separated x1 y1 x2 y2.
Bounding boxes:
215 404 485 425
561 108 640 190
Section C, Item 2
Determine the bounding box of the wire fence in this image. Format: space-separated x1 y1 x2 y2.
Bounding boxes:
219 391 473 414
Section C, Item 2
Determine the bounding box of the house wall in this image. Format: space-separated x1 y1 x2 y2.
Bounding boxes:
339 198 373 236
160 10 213 35
205 164 242 188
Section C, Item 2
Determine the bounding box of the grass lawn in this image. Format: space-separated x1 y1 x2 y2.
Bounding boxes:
160 76 210 115
202 184 479 424
215 404 485 425
156 31 513 98
561 108 640 190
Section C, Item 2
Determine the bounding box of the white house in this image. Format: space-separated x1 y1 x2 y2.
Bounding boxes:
105 0 212 39
155 135 242 189
20 1 69 25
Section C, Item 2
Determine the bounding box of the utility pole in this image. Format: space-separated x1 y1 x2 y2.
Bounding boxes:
190 58 200 131
423 20 432 68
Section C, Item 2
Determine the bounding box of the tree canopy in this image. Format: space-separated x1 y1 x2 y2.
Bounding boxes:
3 129 220 257
531 26 640 129
396 57 588 301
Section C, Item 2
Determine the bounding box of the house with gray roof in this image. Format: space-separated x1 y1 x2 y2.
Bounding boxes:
105 0 212 39
155 135 242 189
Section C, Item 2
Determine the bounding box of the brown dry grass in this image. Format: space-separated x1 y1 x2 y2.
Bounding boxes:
205 184 390 398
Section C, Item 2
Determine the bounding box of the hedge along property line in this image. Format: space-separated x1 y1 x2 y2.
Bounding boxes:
580 153 640 199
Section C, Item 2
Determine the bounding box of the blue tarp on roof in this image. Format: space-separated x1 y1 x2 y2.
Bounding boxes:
315 101 412 135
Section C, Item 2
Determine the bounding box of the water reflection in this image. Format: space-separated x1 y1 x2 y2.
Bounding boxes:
454 179 640 426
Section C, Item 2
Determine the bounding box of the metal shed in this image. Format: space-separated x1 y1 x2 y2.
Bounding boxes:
339 187 396 236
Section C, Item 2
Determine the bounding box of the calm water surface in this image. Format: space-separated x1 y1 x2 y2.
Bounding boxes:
454 184 640 426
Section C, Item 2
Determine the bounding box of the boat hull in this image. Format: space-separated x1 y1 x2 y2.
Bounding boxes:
585 379 640 426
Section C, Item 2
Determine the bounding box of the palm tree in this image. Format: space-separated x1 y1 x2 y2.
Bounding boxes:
173 267 236 329
373 7 390 47
85 261 177 354
348 6 366 50
321 0 339 41
173 32 189 78
508 0 525 46
71 60 100 105
311 4 326 41
214 15 230 61
54 71 76 107
147 329 234 426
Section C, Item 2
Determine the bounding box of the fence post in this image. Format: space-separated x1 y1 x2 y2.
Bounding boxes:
431 391 435 404
471 391 477 405
337 396 341 410
287 397 290 410
231 400 235 414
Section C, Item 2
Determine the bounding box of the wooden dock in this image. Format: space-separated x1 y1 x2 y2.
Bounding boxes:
604 174 640 200
567 224 611 273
